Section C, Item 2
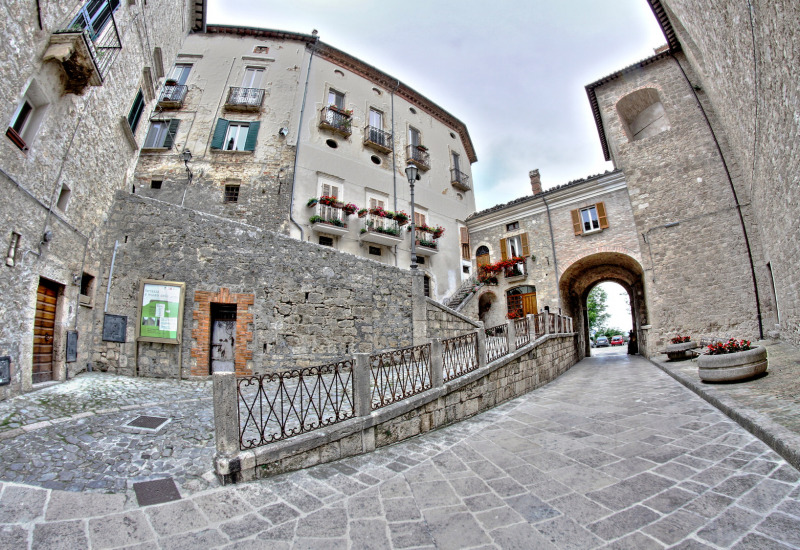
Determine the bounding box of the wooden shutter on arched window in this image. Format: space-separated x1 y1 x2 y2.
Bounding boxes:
520 233 530 256
499 238 508 261
571 209 582 235
596 202 609 229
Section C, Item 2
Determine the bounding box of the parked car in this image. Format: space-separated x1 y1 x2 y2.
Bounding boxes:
595 336 610 347
611 335 624 346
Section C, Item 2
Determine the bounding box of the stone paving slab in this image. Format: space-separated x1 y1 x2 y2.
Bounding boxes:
652 339 800 471
0 353 799 548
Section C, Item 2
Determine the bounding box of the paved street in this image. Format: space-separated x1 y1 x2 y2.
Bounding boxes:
1 353 800 548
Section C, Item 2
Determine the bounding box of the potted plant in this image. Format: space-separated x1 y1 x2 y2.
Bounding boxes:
342 203 358 216
307 197 319 208
393 211 409 226
164 78 178 86
319 195 337 206
432 225 445 239
370 206 389 218
665 335 698 361
357 208 368 218
697 338 767 382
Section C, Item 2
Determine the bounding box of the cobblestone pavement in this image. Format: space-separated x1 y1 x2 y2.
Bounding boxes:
2 354 800 548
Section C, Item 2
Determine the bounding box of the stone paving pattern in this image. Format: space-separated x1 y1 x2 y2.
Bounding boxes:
1 353 800 548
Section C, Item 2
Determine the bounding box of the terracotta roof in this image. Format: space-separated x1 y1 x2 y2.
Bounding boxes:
202 25 477 164
467 170 622 221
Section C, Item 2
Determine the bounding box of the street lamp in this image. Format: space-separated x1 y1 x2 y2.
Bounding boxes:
181 149 193 183
404 164 419 270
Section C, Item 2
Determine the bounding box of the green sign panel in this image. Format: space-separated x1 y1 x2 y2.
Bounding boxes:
137 280 185 344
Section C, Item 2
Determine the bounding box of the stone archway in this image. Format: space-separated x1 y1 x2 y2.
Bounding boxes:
478 291 498 325
558 252 649 358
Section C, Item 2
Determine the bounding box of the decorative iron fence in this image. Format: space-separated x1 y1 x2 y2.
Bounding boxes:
226 87 265 109
371 343 431 409
406 144 430 170
320 106 352 136
312 202 347 228
158 84 188 105
364 125 392 151
362 215 400 237
450 168 471 191
237 360 354 449
485 323 508 363
515 317 530 348
443 332 479 382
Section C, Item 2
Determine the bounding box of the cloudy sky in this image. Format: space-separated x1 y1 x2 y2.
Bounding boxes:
206 0 666 211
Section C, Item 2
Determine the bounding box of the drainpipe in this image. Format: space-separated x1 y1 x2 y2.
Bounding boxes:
670 53 763 339
390 79 401 266
541 194 560 305
288 37 319 241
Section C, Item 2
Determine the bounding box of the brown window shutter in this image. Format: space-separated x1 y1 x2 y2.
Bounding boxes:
460 227 469 244
322 183 331 197
500 238 508 261
369 198 377 209
597 202 609 229
571 208 582 235
520 232 530 256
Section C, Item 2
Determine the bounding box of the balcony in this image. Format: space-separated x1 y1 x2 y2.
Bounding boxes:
225 87 265 112
360 215 401 246
319 106 352 137
414 229 439 257
504 260 527 279
157 84 188 109
406 144 430 171
44 0 122 94
450 168 471 192
310 204 349 236
364 126 393 154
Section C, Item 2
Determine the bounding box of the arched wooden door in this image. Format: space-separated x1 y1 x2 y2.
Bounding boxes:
506 285 537 319
33 278 61 383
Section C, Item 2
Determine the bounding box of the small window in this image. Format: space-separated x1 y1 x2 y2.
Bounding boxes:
368 246 381 256
56 184 71 211
370 155 381 165
581 207 600 232
167 64 192 85
463 265 470 274
127 89 145 132
144 119 179 149
80 273 94 296
416 256 425 265
327 88 345 109
506 221 519 231
7 81 49 151
151 180 162 189
224 123 250 151
409 107 417 114
423 275 431 297
224 184 240 203
253 46 269 54
319 236 334 247
571 202 609 235
326 139 338 149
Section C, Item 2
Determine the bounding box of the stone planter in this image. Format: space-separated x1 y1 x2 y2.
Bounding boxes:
698 346 768 382
665 341 698 361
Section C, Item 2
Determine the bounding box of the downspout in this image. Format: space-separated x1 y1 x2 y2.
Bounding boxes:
542 194 560 306
670 53 764 339
390 79 401 265
288 38 319 241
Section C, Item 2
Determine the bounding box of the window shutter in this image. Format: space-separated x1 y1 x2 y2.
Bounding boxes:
571 209 582 235
369 198 377 209
460 227 469 244
596 202 609 229
520 232 530 257
500 238 508 261
243 121 260 151
210 118 229 149
162 119 180 149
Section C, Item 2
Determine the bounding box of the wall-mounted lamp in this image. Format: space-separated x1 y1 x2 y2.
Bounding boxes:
42 230 53 244
181 149 193 183
278 127 289 137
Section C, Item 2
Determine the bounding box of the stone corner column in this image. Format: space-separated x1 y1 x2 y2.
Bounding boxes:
476 321 487 368
411 271 428 345
506 318 517 353
213 372 240 456
353 353 372 417
430 338 443 389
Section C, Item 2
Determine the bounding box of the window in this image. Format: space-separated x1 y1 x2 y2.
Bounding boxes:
80 273 94 296
253 46 269 54
327 88 345 109
368 246 381 256
408 126 421 147
69 0 121 39
423 275 431 297
242 67 264 89
56 184 71 211
416 256 425 265
319 236 334 247
463 265 470 274
7 81 48 150
150 180 162 189
500 234 529 259
452 151 461 172
167 64 191 85
571 203 609 235
210 119 260 152
369 108 383 129
414 211 427 227
127 89 145 132
617 88 670 142
506 221 519 231
143 119 179 149
476 245 490 269
460 227 470 260
224 184 240 203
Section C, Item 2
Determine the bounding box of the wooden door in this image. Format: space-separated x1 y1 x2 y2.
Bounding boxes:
210 304 236 374
33 279 59 383
522 292 538 316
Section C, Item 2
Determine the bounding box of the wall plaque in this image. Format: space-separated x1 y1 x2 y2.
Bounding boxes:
66 331 78 363
103 314 128 343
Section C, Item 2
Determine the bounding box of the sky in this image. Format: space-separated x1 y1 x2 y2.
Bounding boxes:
206 0 667 211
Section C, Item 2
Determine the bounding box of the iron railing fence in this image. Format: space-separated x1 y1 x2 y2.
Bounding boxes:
450 168 471 191
54 0 122 81
515 317 530 348
158 84 188 105
406 144 430 170
415 228 438 252
443 332 479 382
236 360 354 449
371 343 431 409
485 323 508 363
362 215 400 237
313 202 347 228
364 125 393 151
505 261 526 278
320 106 352 135
226 87 265 109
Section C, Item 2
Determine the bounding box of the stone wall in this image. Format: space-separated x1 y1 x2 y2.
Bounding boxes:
661 0 799 345
217 333 578 482
91 192 415 377
425 299 481 340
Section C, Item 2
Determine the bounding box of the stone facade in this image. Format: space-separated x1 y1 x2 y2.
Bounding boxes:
425 299 481 340
0 0 192 398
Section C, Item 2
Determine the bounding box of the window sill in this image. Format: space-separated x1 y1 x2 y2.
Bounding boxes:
581 228 603 236
79 295 93 308
6 127 28 152
140 147 170 154
210 149 253 154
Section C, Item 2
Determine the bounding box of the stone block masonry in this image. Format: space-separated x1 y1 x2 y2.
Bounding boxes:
425 298 481 340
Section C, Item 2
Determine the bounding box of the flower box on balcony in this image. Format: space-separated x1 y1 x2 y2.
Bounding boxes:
310 215 349 236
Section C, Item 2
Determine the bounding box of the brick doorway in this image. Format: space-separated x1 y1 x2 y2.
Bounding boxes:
210 303 237 374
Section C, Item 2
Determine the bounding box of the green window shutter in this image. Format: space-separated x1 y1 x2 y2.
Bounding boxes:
243 121 260 152
210 119 229 149
162 119 180 149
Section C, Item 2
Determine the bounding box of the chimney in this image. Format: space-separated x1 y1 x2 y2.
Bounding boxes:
529 169 542 195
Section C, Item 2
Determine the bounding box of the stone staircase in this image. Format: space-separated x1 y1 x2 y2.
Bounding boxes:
442 275 479 312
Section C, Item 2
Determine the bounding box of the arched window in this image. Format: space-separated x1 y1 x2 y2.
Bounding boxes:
616 88 670 142
476 245 490 268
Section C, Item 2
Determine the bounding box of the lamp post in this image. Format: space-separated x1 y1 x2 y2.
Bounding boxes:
405 164 419 270
181 149 193 183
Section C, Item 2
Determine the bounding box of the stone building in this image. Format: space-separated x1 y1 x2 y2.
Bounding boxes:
0 0 197 398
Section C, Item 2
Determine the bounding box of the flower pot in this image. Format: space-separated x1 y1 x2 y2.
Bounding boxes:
697 346 768 382
665 341 698 361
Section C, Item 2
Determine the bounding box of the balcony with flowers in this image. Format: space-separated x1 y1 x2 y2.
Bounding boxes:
307 196 357 236
480 256 527 281
413 224 445 256
359 206 404 246
319 106 352 137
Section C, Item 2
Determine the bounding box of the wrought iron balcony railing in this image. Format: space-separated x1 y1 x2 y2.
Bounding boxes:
319 106 352 137
406 144 430 171
415 229 438 252
225 87 265 111
450 168 471 192
364 126 393 153
157 84 188 108
504 260 527 279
